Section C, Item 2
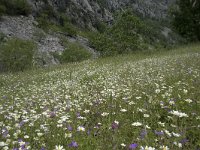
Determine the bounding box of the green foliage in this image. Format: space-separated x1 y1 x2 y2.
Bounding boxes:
61 42 92 63
0 4 6 17
88 10 153 56
0 0 31 16
171 0 200 41
0 32 6 44
52 42 92 63
0 38 36 72
88 10 182 56
36 9 77 36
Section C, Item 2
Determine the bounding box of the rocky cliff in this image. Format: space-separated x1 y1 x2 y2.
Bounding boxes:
28 0 175 28
0 0 177 66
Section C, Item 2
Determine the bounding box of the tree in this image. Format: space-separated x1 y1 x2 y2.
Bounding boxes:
171 0 200 41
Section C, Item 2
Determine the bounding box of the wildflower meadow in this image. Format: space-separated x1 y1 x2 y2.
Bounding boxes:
0 45 200 150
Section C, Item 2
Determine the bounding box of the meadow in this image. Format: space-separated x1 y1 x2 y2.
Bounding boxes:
0 44 200 150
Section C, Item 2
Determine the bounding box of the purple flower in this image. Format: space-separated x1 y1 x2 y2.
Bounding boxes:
18 139 23 142
87 129 91 135
180 138 189 144
68 141 78 148
67 125 73 131
111 122 119 130
49 111 56 118
19 121 25 127
129 143 138 149
13 148 18 150
2 128 9 138
155 130 164 136
140 129 147 139
76 112 80 117
41 147 46 150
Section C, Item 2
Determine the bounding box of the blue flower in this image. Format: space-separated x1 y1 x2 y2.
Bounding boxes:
129 143 138 149
68 141 78 148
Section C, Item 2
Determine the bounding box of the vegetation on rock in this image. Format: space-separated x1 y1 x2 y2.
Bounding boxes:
0 0 31 16
0 38 36 72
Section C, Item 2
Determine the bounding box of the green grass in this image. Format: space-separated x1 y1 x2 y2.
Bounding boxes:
0 44 200 150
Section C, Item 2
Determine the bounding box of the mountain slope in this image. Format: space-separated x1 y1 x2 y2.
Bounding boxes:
0 0 180 69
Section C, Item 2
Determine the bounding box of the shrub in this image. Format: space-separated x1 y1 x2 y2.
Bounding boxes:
60 42 92 63
88 10 150 56
36 11 77 36
0 4 6 17
0 38 36 72
170 0 200 41
0 0 31 16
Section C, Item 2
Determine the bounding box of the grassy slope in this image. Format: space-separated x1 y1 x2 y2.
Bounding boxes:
0 44 200 149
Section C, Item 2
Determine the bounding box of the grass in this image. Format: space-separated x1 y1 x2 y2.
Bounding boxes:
0 44 200 150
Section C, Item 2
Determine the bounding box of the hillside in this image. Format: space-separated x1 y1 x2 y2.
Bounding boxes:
0 44 199 149
0 0 182 70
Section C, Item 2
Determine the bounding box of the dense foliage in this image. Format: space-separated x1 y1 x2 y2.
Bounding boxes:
59 42 92 63
171 0 200 41
0 0 31 16
36 5 77 36
0 38 35 72
88 10 178 56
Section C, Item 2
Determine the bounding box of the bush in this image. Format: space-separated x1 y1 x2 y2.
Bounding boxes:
0 38 36 72
0 0 31 16
36 11 77 36
171 0 200 41
0 4 6 17
88 10 150 56
60 42 92 63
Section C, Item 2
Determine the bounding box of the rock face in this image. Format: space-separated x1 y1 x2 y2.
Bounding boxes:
0 14 98 65
28 0 175 28
0 0 176 65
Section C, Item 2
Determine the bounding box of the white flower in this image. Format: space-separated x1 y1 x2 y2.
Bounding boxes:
57 124 63 128
101 112 109 117
129 101 135 105
2 146 9 150
55 145 65 150
160 145 169 150
24 135 29 139
136 96 142 100
178 143 182 148
145 125 151 129
169 100 175 105
83 110 90 113
174 142 182 148
140 146 156 150
37 133 43 137
77 126 85 132
19 141 26 146
155 89 161 94
114 120 119 124
185 99 193 103
170 110 188 117
144 114 150 118
65 133 72 138
132 122 142 126
120 109 127 112
164 130 171 137
121 143 126 147
172 132 181 137
183 89 188 94
158 122 165 127
0 142 7 147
